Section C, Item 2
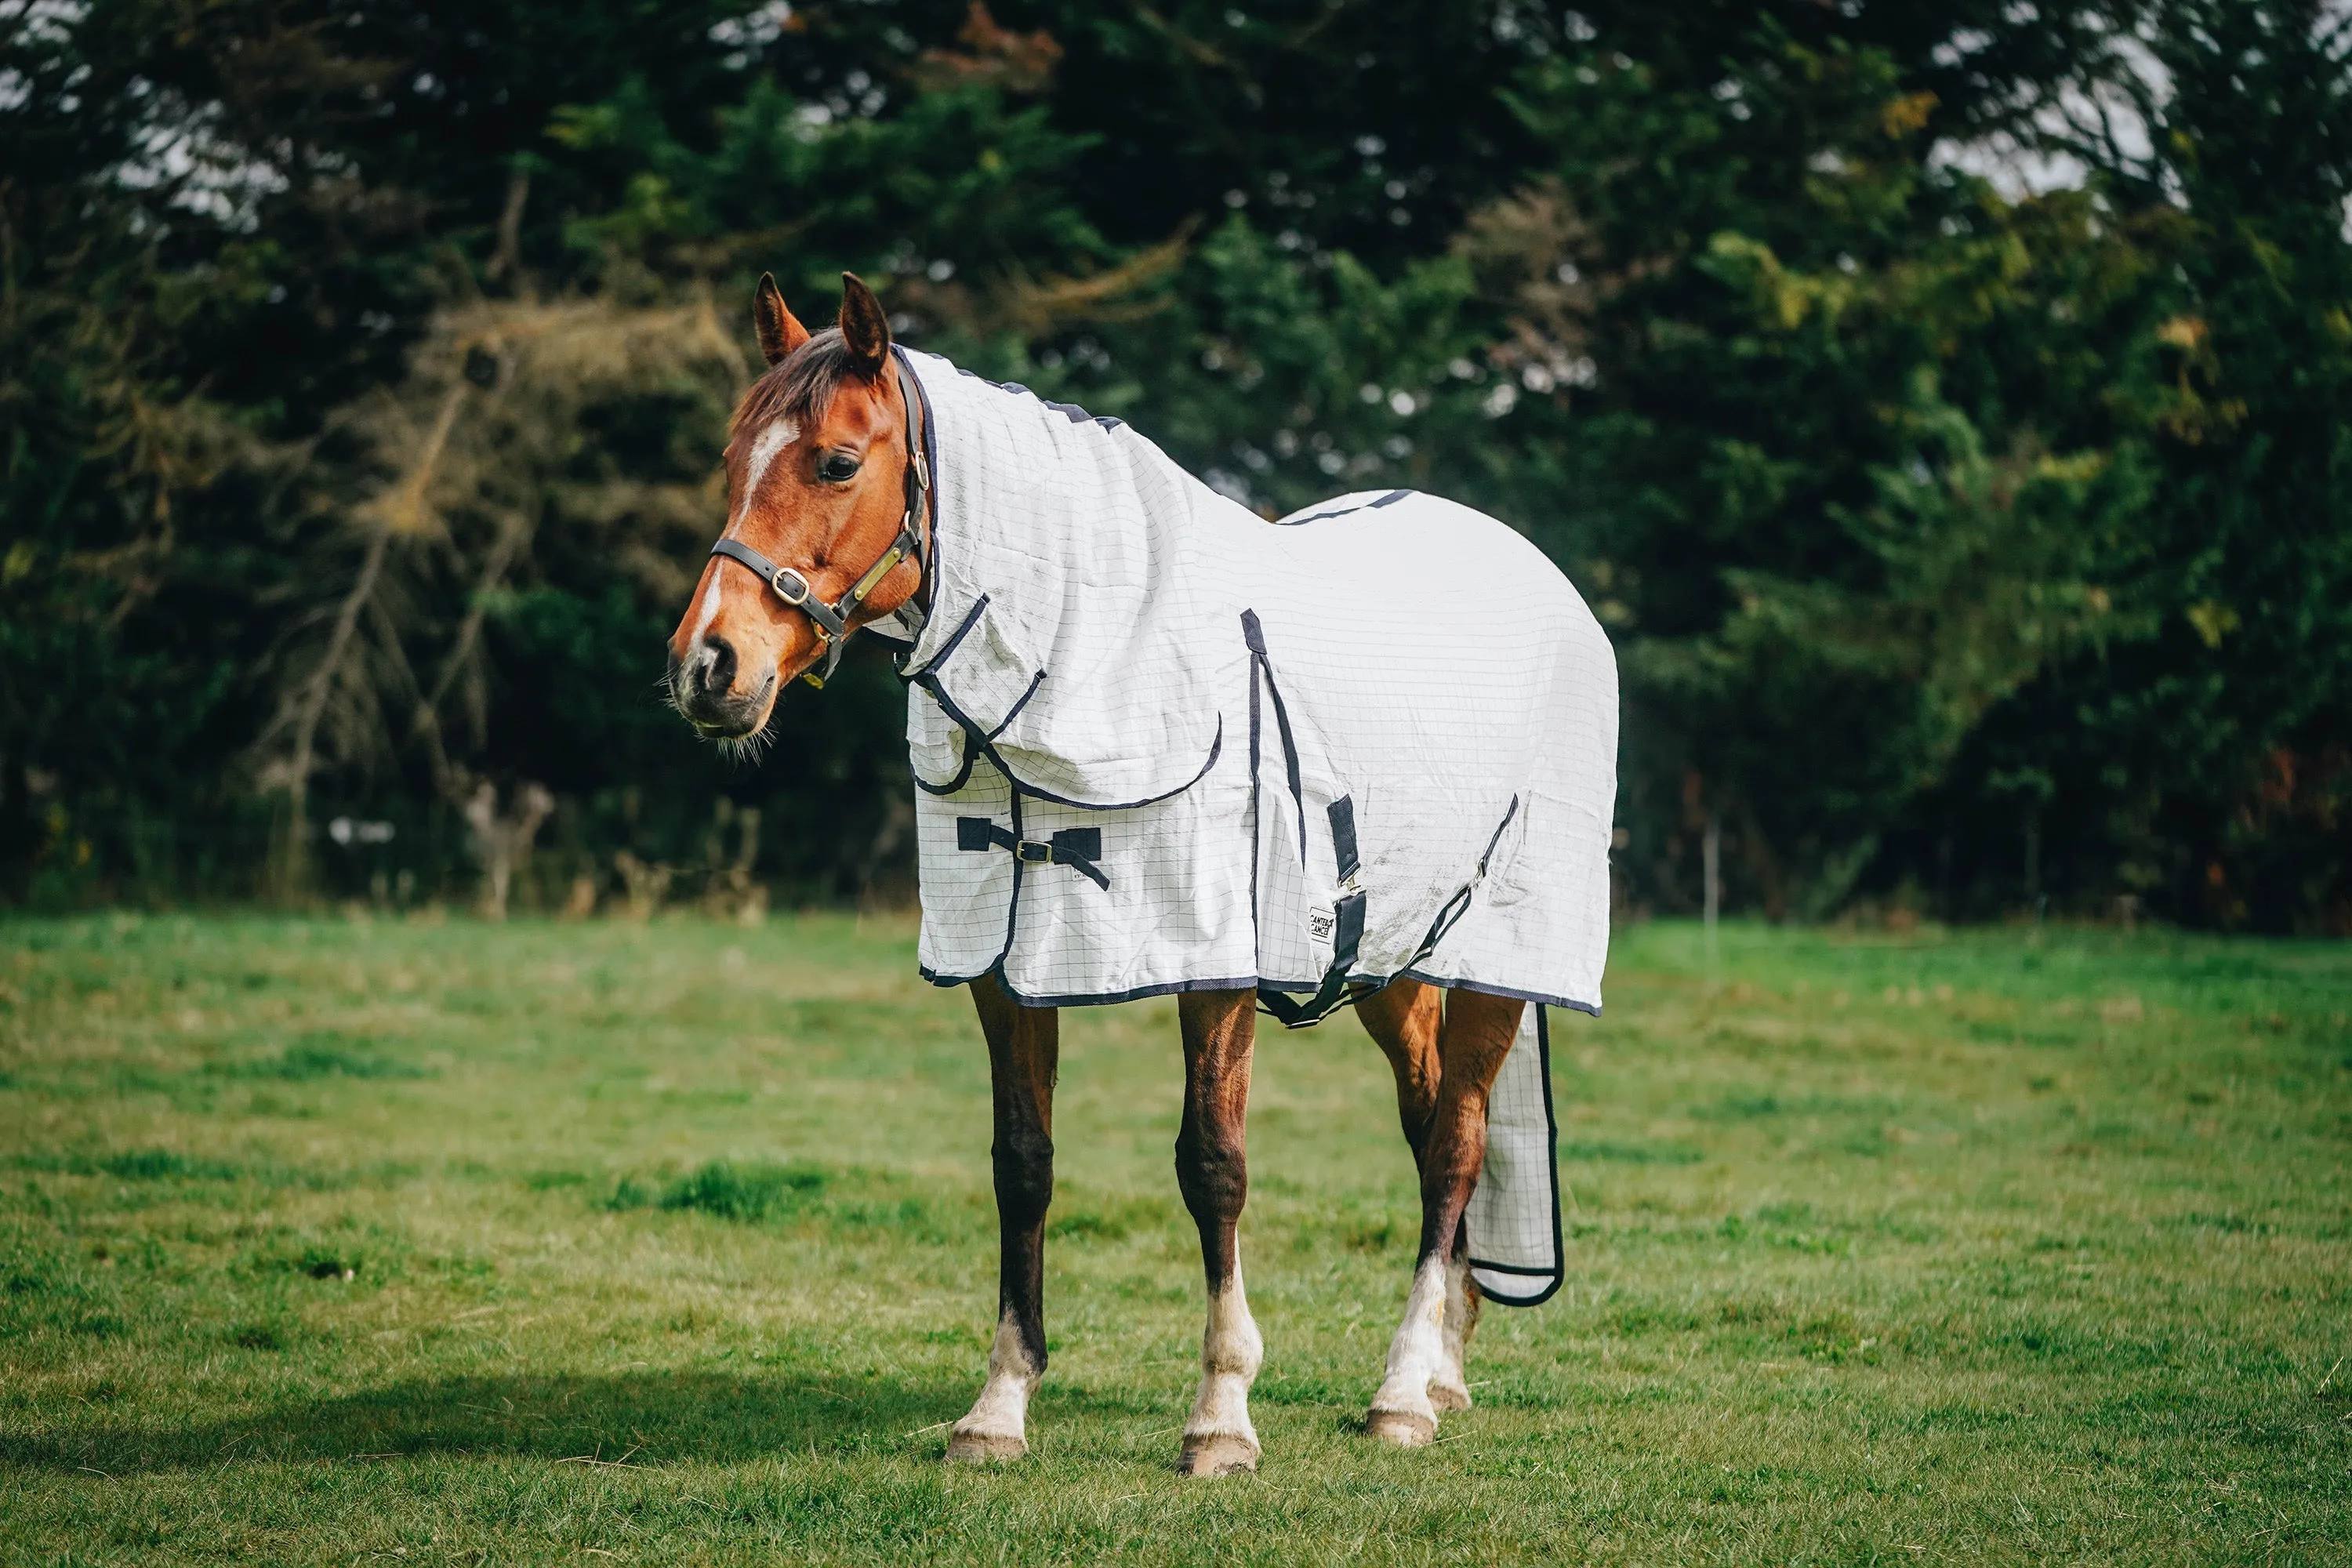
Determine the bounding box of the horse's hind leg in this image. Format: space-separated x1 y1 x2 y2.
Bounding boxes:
1356 980 1480 1415
1173 988 1264 1476
1433 1236 1483 1414
946 975 1058 1464
1361 985 1523 1447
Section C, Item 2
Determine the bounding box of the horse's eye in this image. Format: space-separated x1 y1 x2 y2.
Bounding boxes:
818 452 862 484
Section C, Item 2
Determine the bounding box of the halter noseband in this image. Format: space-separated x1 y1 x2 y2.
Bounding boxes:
706 352 931 689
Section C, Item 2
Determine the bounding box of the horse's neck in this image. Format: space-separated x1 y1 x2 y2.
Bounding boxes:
939 387 1091 552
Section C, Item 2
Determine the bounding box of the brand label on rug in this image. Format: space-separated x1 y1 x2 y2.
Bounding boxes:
1306 907 1337 942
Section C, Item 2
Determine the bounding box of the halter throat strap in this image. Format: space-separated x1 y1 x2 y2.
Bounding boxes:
707 352 931 689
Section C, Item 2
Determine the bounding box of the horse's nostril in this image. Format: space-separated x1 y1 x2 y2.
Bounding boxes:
699 635 737 695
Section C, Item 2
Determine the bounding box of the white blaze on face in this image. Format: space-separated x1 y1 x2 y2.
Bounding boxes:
691 416 801 655
690 574 726 647
738 418 799 521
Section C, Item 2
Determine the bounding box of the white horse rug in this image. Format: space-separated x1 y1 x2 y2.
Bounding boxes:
872 349 1617 1305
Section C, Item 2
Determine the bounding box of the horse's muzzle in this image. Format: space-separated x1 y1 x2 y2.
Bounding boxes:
670 634 775 739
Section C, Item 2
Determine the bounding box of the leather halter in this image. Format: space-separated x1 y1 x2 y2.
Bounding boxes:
706 352 931 689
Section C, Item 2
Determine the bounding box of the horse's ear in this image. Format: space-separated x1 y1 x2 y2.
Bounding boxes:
753 272 808 365
837 271 892 377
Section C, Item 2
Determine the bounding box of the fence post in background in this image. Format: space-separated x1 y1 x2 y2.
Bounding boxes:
2025 804 2042 927
458 778 554 919
1702 808 1721 964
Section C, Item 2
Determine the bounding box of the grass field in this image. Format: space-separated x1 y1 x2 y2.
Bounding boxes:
1 912 2347 1564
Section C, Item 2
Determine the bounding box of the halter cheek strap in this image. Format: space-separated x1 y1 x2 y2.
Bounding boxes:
706 355 931 689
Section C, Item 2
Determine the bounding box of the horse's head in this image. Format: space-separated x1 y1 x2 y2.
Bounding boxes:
668 271 924 742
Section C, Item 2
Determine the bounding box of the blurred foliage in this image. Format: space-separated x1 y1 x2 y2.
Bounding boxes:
2 0 2347 929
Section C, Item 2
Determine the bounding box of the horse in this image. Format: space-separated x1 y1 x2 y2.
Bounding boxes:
668 271 1617 1475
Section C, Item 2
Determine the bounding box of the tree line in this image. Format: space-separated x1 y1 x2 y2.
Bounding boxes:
4 0 2348 929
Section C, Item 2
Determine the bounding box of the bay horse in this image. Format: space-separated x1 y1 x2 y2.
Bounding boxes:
667 272 1617 1474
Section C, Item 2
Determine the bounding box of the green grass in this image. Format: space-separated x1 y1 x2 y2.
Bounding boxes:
1 911 2347 1564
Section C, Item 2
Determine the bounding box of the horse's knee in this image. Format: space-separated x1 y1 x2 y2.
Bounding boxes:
1174 1123 1246 1222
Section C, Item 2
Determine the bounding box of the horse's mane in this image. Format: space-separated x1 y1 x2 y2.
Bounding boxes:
729 327 868 447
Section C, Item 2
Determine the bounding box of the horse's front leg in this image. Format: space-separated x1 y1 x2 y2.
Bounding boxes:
1365 987 1524 1448
1173 988 1264 1476
946 975 1058 1463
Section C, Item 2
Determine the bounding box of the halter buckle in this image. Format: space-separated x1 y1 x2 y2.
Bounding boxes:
770 566 812 606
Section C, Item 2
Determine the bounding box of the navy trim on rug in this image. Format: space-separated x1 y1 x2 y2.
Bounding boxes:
918 963 1261 1011
984 670 1048 739
1246 613 1264 971
910 724 985 796
1276 488 1416 526
992 720 1225 811
894 343 945 626
1241 612 1308 862
1396 971 1602 1018
999 764 1027 972
908 669 991 796
916 663 1222 815
980 972 1265 1009
899 593 990 681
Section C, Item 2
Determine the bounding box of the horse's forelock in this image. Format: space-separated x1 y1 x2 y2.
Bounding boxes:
728 326 873 451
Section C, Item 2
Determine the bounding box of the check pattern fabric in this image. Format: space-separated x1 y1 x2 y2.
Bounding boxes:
888 349 1617 1302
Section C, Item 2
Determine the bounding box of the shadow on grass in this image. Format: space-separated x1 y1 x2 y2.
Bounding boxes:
5 1369 988 1474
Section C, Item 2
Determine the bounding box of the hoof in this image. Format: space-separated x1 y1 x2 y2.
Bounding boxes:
944 1428 1027 1464
1364 1407 1439 1448
1176 1432 1261 1477
1427 1380 1473 1414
